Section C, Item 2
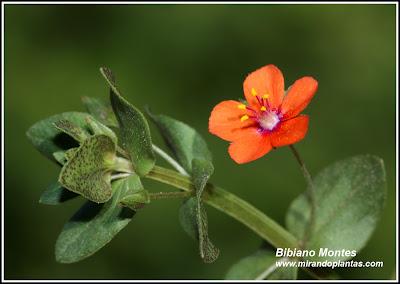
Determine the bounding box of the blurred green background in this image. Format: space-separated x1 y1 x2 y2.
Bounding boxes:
4 4 396 280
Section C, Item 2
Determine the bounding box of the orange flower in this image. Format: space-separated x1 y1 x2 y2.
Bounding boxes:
209 64 318 164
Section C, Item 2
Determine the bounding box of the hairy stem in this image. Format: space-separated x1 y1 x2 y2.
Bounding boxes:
289 145 316 246
149 191 192 200
146 165 298 249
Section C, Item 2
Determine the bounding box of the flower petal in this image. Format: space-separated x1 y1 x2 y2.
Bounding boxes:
280 77 318 119
228 128 272 164
209 100 256 142
270 115 309 147
243 64 284 111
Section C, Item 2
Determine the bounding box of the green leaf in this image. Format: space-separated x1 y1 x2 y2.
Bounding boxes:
26 112 92 163
225 249 297 280
148 112 218 262
81 96 117 126
53 119 90 143
39 181 79 205
196 201 219 263
100 67 155 176
120 190 150 210
191 158 218 262
147 111 212 173
179 196 219 263
179 197 198 240
178 160 217 263
55 175 141 263
58 135 116 203
192 158 214 195
285 155 386 261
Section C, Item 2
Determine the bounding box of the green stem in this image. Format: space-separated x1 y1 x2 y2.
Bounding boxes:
149 191 192 200
146 165 298 249
289 145 316 246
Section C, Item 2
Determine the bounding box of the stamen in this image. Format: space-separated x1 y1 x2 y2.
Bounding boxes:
255 95 263 106
260 106 267 111
263 96 271 109
240 115 249 122
245 106 257 115
251 88 257 96
237 104 246 110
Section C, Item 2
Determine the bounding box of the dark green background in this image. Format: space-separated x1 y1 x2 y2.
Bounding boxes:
5 4 396 280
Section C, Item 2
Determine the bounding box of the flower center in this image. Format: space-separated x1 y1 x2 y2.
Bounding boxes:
258 111 280 131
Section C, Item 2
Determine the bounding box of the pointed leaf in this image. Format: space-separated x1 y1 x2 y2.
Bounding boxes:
26 112 92 163
81 96 117 126
100 67 155 176
196 201 219 263
178 159 218 263
285 155 386 261
55 175 141 263
58 135 116 203
179 196 219 263
225 249 297 280
192 158 218 262
148 112 218 262
39 181 79 205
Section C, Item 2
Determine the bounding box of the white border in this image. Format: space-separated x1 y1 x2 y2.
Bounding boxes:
1 1 398 283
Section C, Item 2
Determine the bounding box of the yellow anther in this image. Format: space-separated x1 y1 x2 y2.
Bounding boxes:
262 93 270 99
237 104 246 110
240 115 249 122
251 88 257 96
260 106 267 111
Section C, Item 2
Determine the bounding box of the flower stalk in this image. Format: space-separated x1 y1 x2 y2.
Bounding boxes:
289 145 316 246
